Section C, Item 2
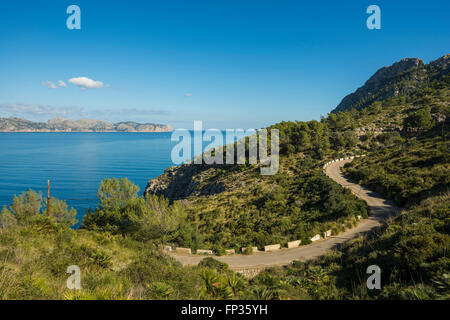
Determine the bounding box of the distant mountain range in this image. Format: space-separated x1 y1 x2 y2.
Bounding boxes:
332 53 449 113
0 117 173 132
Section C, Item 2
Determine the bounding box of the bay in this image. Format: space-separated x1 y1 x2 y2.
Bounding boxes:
0 132 178 226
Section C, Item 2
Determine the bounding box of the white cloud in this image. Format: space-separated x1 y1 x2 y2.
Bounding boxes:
58 80 67 88
68 76 104 89
41 81 57 89
185 92 192 97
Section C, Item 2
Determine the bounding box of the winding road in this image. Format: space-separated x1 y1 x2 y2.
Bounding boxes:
169 158 400 274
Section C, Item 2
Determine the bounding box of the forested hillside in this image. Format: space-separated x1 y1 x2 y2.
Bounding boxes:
0 54 448 299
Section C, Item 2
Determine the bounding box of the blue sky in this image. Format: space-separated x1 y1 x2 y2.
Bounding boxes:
0 0 449 129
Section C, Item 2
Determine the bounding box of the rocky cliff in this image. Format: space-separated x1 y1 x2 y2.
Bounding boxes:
145 164 234 200
332 54 449 113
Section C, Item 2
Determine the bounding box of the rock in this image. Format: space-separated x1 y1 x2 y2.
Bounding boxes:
323 230 332 238
429 53 449 71
175 247 192 255
145 163 228 200
287 240 301 248
242 247 260 254
264 244 281 252
332 54 449 113
196 249 214 255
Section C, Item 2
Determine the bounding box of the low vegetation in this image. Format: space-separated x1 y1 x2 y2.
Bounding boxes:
0 57 448 300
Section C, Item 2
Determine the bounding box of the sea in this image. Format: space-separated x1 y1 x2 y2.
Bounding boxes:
0 132 223 226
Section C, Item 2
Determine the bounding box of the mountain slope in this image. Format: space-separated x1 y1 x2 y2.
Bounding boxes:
0 54 448 300
332 54 449 113
142 67 449 250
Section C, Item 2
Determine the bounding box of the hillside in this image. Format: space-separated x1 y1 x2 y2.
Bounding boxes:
332 54 449 113
140 55 449 251
0 117 172 132
0 54 448 300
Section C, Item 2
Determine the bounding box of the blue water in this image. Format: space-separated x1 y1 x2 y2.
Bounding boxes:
0 133 176 225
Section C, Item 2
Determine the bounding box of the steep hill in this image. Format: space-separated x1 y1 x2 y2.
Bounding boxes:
142 52 449 255
0 54 448 300
332 54 449 113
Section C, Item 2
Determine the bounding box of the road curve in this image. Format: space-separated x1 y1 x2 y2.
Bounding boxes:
168 158 400 271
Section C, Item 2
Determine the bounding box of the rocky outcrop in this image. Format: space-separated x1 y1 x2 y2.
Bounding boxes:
332 54 449 113
429 53 450 71
355 124 401 138
0 117 172 132
145 164 228 200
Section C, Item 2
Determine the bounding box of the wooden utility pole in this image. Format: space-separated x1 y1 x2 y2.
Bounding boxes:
47 180 50 216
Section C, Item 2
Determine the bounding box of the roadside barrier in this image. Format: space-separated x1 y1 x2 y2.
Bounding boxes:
264 244 281 252
165 156 365 257
287 240 301 248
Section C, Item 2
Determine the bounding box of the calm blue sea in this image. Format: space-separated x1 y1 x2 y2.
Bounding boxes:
0 133 179 226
